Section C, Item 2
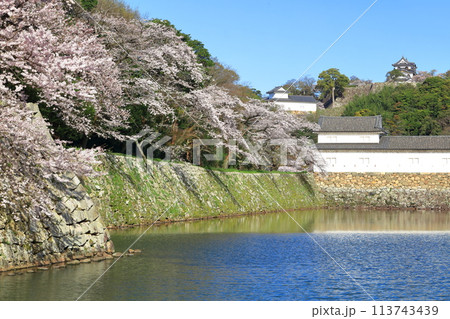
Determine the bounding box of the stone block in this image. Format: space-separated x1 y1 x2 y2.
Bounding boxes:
72 210 88 223
86 206 100 222
60 211 75 225
78 198 94 211
88 220 104 235
63 198 78 213
80 222 91 234
47 219 70 239
72 233 89 247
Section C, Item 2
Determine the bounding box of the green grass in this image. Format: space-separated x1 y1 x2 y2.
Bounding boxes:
205 166 307 174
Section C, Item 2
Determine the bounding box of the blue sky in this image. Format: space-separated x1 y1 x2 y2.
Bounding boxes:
123 0 450 94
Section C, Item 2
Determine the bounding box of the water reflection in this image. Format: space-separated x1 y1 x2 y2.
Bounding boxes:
0 209 448 301
118 209 450 235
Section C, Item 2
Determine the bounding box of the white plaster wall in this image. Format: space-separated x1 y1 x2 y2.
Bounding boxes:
275 101 317 112
318 132 380 144
315 151 450 173
271 92 289 99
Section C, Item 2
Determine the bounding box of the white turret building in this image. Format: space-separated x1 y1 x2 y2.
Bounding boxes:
266 87 317 113
315 116 450 173
391 57 417 82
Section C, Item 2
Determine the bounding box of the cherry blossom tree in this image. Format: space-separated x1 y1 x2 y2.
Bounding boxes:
91 13 205 117
0 97 102 218
241 99 323 171
413 70 437 83
0 0 127 139
185 86 243 140
0 0 325 221
0 0 123 217
174 89 324 170
87 11 325 170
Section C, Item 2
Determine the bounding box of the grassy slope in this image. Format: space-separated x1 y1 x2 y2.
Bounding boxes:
83 155 322 226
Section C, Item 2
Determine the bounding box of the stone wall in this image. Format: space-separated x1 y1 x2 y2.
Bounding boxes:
315 173 450 189
84 155 322 226
7 155 447 271
334 82 415 108
0 102 113 272
1 153 322 272
315 172 450 209
0 174 113 272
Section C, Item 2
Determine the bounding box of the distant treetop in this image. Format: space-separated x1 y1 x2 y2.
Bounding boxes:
151 19 215 68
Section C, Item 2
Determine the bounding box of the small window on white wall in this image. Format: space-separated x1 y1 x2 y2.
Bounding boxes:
443 158 450 165
359 158 370 165
409 158 419 165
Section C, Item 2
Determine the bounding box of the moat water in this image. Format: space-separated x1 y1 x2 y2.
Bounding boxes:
0 209 449 300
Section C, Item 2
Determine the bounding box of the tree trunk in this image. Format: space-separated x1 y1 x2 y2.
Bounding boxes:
81 135 88 148
331 86 335 108
222 149 230 169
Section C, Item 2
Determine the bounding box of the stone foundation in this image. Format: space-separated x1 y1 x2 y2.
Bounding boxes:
315 173 450 189
0 174 113 272
85 155 321 226
315 173 450 209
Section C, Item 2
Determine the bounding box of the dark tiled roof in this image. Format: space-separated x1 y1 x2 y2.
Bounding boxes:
317 136 450 151
288 95 316 103
318 115 383 132
268 95 317 103
266 86 284 94
392 57 416 67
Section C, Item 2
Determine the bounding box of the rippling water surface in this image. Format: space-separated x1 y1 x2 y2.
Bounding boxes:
0 209 449 300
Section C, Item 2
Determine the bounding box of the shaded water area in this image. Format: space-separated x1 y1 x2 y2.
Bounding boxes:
0 209 449 300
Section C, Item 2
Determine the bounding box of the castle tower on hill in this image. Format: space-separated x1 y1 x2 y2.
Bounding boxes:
392 57 417 82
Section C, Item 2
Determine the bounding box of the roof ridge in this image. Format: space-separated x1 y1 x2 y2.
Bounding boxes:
384 135 450 138
319 115 381 119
